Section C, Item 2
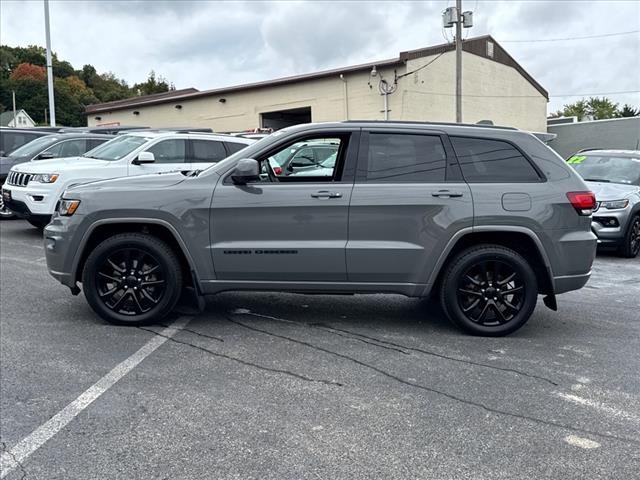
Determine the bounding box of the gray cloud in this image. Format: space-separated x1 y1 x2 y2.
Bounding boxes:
0 0 638 112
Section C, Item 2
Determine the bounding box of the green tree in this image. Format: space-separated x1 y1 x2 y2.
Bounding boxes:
561 99 589 121
132 70 171 96
560 97 622 121
620 104 639 117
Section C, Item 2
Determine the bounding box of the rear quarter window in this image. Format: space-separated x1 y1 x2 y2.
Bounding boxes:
450 136 541 182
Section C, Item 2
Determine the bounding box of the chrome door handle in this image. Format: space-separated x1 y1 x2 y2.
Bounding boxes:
311 191 342 199
432 190 463 198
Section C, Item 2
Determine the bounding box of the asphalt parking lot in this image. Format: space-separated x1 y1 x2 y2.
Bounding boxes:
1 219 639 480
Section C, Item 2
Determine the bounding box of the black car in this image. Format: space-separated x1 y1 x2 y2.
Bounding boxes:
0 127 50 157
0 133 111 219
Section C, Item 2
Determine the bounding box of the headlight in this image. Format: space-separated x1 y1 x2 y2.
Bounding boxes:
31 173 59 183
601 199 629 210
58 199 81 216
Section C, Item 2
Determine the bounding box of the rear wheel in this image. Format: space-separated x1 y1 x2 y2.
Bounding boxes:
82 233 183 325
440 245 538 336
618 215 640 258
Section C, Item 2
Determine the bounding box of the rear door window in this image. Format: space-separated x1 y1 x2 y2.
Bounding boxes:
365 133 447 182
450 136 541 182
191 139 227 163
145 139 187 164
224 141 249 155
44 139 88 158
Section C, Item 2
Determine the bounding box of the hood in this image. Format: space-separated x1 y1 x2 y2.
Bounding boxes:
586 181 640 201
66 170 191 194
8 156 110 174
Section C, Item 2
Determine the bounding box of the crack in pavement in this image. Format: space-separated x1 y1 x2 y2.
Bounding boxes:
138 327 342 387
229 310 559 386
158 323 224 343
1 440 27 480
223 315 639 446
312 323 558 386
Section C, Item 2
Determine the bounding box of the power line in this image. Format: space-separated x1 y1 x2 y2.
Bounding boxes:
500 29 640 43
408 89 640 98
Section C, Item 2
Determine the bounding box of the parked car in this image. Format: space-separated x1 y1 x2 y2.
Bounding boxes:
59 126 150 135
275 140 339 176
567 149 640 257
2 131 254 228
43 121 596 336
0 127 50 157
0 133 112 219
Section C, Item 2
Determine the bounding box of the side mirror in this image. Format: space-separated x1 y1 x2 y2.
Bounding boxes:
231 159 260 185
132 151 155 165
37 152 55 160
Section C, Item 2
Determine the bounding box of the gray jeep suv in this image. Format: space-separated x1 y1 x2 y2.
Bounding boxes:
44 121 597 336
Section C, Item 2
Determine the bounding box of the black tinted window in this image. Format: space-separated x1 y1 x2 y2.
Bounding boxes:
366 133 446 182
191 140 226 163
450 137 540 182
224 141 248 155
1 132 42 155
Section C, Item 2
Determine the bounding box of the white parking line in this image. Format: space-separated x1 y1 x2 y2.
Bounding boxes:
0 316 191 479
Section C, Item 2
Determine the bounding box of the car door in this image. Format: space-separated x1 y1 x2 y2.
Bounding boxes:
209 131 359 282
128 138 188 175
189 138 229 169
347 128 473 284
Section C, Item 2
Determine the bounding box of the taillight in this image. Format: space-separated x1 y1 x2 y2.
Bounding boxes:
566 191 596 215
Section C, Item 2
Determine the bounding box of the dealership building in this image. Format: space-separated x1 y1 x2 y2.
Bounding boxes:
85 35 548 133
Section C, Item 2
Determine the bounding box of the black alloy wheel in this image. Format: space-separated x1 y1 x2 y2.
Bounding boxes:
620 216 640 258
440 245 538 336
83 233 183 325
96 248 166 316
456 260 525 326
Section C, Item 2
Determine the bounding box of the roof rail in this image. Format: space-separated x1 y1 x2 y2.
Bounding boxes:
341 120 519 130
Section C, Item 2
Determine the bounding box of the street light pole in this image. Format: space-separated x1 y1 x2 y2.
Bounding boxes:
44 0 56 126
455 0 462 123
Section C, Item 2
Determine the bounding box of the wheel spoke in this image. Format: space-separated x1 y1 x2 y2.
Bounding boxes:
141 279 165 286
107 259 125 273
464 275 481 286
98 272 122 283
503 298 520 312
110 289 129 310
142 265 160 276
131 290 145 314
501 285 523 295
141 289 160 304
99 284 124 299
493 304 509 324
473 302 491 322
462 298 481 312
497 272 516 285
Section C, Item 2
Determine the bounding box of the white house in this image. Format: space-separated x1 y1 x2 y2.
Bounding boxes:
0 109 36 128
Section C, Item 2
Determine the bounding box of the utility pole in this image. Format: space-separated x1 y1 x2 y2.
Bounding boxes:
12 90 17 127
443 2 473 123
455 0 462 123
44 0 56 126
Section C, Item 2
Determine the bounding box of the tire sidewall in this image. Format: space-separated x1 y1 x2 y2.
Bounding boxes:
442 247 538 336
83 235 182 325
622 216 640 258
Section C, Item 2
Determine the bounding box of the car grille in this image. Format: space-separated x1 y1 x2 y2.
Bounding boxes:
6 171 33 187
593 201 601 213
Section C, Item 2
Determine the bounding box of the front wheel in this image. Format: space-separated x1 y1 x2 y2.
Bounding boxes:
82 233 183 325
440 245 538 336
618 215 640 258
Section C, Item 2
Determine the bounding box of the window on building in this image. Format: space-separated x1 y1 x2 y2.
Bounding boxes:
450 136 541 182
365 133 447 183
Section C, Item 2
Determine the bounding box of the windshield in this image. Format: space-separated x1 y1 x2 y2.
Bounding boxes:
84 135 149 161
7 136 59 158
569 154 640 185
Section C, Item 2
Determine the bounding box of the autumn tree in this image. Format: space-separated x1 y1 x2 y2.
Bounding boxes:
9 63 46 81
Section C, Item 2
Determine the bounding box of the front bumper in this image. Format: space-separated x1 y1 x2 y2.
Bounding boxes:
2 195 51 223
591 207 632 247
44 214 83 290
1 182 59 216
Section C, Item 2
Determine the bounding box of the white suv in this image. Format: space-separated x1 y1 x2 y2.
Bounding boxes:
2 131 254 228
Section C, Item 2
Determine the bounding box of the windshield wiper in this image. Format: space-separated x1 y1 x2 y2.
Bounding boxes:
584 178 610 183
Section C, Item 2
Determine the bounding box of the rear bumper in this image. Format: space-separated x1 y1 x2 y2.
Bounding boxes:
554 272 591 294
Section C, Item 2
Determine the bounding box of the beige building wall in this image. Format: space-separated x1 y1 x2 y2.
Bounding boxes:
88 52 547 132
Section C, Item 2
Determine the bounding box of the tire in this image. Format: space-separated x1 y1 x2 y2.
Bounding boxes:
618 215 640 258
26 216 51 230
0 182 17 219
440 244 538 336
82 233 183 326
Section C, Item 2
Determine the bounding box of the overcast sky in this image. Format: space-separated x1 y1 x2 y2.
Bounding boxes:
1 0 639 113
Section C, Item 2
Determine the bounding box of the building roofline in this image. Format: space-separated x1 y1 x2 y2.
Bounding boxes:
85 35 547 115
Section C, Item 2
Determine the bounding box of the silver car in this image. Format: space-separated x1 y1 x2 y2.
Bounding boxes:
44 121 597 336
567 149 640 257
